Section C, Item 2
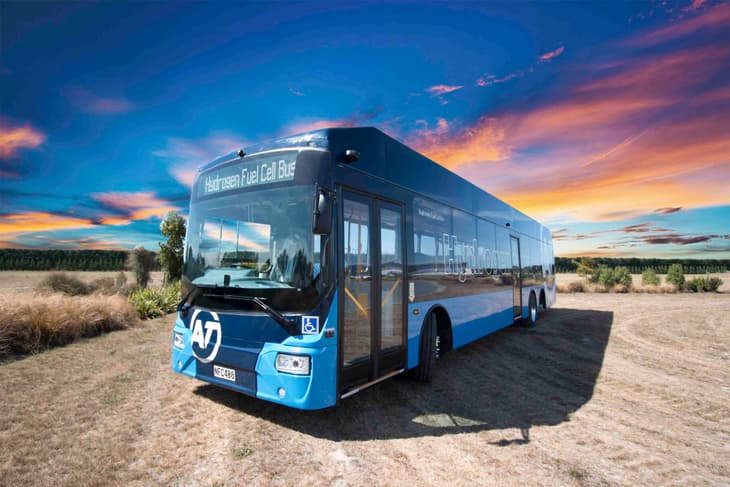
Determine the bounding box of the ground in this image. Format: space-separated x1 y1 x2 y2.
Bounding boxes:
1 290 729 486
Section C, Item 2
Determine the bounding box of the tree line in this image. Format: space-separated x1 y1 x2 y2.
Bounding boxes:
0 249 158 271
555 257 730 274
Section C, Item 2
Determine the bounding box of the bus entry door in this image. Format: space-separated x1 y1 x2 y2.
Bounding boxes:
340 191 406 393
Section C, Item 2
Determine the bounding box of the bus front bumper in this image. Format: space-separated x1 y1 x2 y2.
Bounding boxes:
171 319 338 410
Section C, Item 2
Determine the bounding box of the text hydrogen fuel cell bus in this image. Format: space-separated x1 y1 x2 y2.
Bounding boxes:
171 127 556 409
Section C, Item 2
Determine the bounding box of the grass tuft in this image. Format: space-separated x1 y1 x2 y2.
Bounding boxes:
233 446 254 458
0 292 139 358
39 272 91 296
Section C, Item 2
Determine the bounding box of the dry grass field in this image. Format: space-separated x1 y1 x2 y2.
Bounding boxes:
0 270 165 294
1 292 728 486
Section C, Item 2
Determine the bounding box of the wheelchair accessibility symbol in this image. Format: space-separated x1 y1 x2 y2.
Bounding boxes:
301 315 319 335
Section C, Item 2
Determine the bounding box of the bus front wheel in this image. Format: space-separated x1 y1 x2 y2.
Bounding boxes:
413 313 437 382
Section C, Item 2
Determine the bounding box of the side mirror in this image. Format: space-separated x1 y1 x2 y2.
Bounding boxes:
312 187 332 235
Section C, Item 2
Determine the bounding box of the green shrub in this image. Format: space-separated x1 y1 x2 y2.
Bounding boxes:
707 276 723 292
39 272 91 296
594 266 632 288
666 264 685 289
574 257 596 279
128 282 181 319
684 275 724 292
613 266 632 287
641 268 660 286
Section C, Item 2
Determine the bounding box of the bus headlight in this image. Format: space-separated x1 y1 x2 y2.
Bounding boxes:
275 353 310 375
173 332 184 349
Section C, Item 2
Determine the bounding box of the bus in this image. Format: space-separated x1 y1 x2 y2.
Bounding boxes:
171 127 556 410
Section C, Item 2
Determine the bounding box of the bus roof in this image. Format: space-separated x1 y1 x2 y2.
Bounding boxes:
197 127 551 243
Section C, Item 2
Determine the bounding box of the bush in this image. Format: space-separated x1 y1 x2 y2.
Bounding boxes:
127 247 157 288
594 266 632 288
89 276 117 295
641 268 660 286
613 284 630 293
707 276 724 292
592 284 609 293
0 293 138 358
574 257 596 279
684 276 724 292
568 281 585 293
39 272 91 296
613 266 633 287
666 264 685 289
128 282 181 319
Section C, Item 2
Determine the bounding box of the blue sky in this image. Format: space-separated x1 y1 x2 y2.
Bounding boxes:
1 1 729 257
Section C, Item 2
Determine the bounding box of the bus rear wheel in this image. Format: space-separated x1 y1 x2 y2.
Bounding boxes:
413 313 437 382
523 292 538 328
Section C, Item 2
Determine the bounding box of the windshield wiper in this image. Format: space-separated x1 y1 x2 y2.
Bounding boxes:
203 293 298 334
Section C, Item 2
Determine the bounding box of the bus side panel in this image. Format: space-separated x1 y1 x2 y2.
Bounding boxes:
406 289 513 369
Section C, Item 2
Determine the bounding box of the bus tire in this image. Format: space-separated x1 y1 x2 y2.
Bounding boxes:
524 292 538 328
413 313 437 382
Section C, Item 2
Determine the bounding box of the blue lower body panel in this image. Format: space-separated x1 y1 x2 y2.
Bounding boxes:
171 292 339 410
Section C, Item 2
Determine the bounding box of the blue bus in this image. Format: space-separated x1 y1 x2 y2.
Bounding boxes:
171 127 556 410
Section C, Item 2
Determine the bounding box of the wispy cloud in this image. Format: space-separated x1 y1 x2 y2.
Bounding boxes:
476 71 526 87
66 88 135 114
91 191 181 225
476 45 562 88
441 40 730 222
408 117 508 170
282 106 386 135
627 1 730 46
0 120 45 162
289 88 305 96
655 207 682 214
640 233 730 245
538 45 565 62
0 212 94 235
154 133 247 187
425 84 463 96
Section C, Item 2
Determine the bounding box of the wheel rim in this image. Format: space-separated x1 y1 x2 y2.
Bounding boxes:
530 297 537 322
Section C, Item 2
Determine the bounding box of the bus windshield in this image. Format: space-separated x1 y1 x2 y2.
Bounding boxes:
183 184 326 303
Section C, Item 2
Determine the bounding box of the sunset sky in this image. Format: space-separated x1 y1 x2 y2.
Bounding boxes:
1 1 729 258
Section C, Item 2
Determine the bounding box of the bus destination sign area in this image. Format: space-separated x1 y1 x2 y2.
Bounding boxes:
199 153 297 197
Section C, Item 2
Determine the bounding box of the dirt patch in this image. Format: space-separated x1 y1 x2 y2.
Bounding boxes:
1 293 728 485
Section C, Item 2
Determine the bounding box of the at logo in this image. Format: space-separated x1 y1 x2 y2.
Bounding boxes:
189 309 222 363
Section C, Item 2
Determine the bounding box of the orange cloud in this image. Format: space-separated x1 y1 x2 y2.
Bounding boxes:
407 117 509 170
0 122 45 159
538 46 565 62
412 39 730 223
92 191 181 225
628 1 730 45
0 212 94 234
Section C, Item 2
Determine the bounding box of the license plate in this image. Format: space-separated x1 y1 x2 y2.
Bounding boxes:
213 365 236 382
